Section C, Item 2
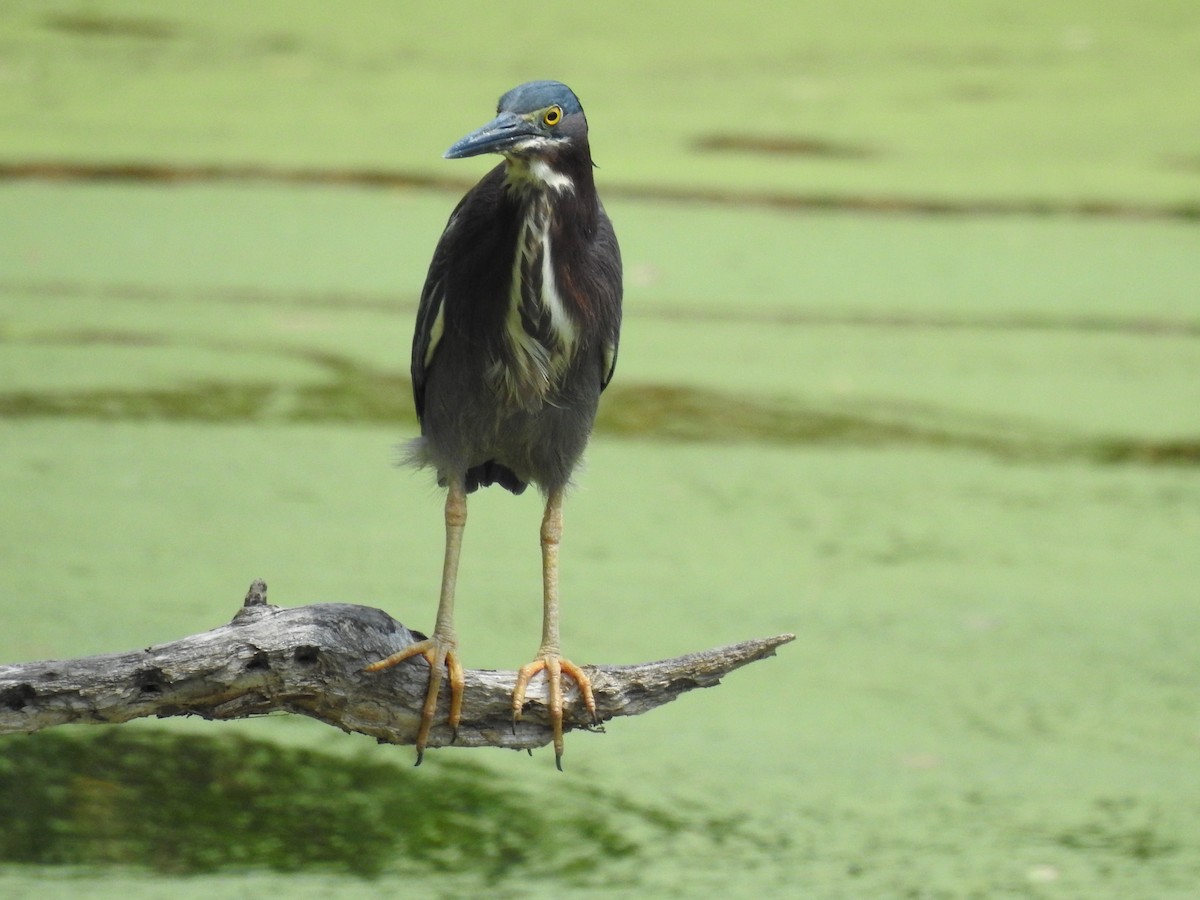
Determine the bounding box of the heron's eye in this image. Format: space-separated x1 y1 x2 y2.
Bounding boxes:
543 106 563 127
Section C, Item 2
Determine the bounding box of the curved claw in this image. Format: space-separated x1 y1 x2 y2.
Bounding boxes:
366 638 463 765
512 655 597 770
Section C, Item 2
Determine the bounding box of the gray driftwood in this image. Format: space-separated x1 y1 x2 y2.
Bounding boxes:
0 580 794 754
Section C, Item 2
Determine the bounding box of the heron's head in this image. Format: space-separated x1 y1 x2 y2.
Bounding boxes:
444 81 589 166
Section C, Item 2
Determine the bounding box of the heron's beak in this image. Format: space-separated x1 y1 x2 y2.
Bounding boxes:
444 111 543 159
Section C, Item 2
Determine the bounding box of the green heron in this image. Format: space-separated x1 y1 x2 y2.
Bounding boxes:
367 81 622 769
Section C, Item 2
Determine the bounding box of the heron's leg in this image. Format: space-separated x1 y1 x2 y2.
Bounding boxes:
366 477 467 764
513 486 598 770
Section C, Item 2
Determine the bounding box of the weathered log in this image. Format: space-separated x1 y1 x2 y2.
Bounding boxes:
0 580 794 756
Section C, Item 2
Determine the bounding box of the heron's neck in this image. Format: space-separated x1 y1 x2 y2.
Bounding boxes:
489 169 584 406
504 157 576 195
502 147 598 209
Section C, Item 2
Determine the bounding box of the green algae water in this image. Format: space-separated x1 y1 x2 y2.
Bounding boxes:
3 188 1199 897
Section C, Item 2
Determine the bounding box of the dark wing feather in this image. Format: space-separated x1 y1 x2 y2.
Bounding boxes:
410 275 443 421
410 229 451 420
592 204 623 392
410 167 510 420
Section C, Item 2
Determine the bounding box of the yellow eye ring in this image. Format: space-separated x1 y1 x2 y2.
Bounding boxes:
543 106 563 127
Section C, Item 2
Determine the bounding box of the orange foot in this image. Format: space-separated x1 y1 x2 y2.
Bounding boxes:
512 655 598 771
365 637 463 765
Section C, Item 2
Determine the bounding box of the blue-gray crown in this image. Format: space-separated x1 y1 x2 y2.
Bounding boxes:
497 80 583 117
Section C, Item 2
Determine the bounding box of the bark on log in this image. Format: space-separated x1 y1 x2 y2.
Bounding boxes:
0 580 794 755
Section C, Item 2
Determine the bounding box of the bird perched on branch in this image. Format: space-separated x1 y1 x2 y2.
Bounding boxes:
367 81 622 769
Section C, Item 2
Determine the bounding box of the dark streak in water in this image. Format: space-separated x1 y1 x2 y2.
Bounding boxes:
693 133 878 159
0 337 1195 467
41 13 178 40
1 161 1197 223
5 278 1199 337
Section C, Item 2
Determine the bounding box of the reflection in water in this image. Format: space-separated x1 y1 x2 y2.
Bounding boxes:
0 729 777 886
